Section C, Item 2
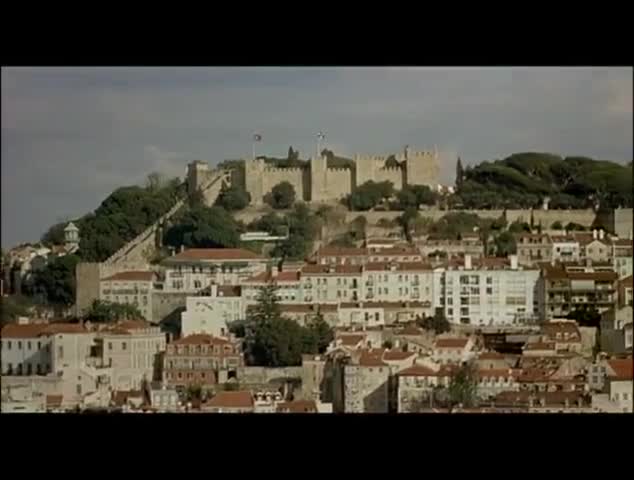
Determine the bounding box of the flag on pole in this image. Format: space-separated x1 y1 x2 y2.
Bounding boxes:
317 131 325 141
253 133 262 142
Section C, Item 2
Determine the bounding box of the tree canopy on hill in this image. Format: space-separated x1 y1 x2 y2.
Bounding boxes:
40 175 186 262
455 153 632 210
163 205 240 249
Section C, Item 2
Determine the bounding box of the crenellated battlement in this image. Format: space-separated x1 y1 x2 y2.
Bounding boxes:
244 145 439 204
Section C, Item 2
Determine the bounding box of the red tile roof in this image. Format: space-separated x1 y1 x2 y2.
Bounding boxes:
206 391 254 409
100 320 152 335
478 351 506 360
276 400 318 413
339 334 366 346
396 325 425 336
245 271 301 283
476 369 517 379
43 323 88 335
101 271 156 282
397 364 439 376
171 334 232 346
524 341 556 351
112 390 143 407
612 239 633 246
435 338 469 349
168 248 264 262
607 358 633 381
1 323 48 338
383 350 416 361
358 351 388 367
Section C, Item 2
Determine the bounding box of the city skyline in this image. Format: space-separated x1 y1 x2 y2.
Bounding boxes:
2 66 632 247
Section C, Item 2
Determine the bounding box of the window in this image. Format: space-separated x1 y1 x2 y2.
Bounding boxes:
375 312 380 321
108 342 113 351
623 393 629 401
76 384 82 395
18 341 22 349
58 346 64 359
122 342 127 351
7 341 11 350
37 341 41 350
27 364 32 375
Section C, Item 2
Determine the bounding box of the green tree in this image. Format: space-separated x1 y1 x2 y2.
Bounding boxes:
31 254 81 306
146 172 166 192
41 221 68 246
508 220 531 234
455 157 464 188
494 231 517 257
565 222 586 232
566 306 601 328
348 181 393 211
266 182 296 209
422 309 451 334
385 155 400 168
84 300 144 323
0 295 34 327
163 206 240 249
306 313 334 354
447 362 478 409
551 221 563 230
382 340 393 349
397 208 420 241
215 184 251 211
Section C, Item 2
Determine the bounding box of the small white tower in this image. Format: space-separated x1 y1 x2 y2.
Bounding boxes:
64 222 80 252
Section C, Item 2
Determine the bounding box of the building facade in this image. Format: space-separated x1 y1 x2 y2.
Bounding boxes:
181 285 244 337
99 271 156 320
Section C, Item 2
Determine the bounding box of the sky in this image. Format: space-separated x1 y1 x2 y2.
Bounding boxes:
1 66 632 248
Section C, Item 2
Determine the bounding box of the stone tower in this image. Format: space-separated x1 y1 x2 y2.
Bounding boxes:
310 153 328 202
404 146 440 187
64 222 80 252
186 160 211 195
244 158 266 205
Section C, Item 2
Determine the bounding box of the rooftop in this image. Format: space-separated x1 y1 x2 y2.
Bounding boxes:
171 334 233 346
166 248 264 262
205 391 254 409
435 337 469 349
101 271 156 282
316 246 368 257
607 358 633 381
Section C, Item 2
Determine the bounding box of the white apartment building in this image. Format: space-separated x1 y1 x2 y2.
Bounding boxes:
314 246 422 266
362 262 435 304
434 255 540 326
99 271 156 320
98 321 166 390
550 235 580 263
181 285 244 337
161 248 268 293
301 264 363 303
242 270 302 304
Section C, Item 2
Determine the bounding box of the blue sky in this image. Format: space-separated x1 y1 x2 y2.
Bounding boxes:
1 67 632 248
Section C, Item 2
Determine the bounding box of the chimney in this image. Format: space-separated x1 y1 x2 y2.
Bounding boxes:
593 229 598 240
179 244 185 253
464 254 472 270
599 229 605 240
510 255 518 270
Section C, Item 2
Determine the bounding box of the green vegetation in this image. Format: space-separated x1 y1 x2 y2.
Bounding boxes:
395 185 438 210
428 212 481 240
215 184 251 211
265 181 296 210
30 254 81 307
551 221 563 230
419 309 451 334
321 149 355 170
0 295 35 327
84 300 144 323
240 284 334 366
271 203 318 262
454 153 633 210
566 306 601 328
347 180 394 211
565 222 587 232
163 205 240 249
493 231 517 257
447 362 478 409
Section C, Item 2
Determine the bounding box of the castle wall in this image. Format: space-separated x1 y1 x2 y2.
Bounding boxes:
325 168 353 200
613 208 633 238
373 167 404 191
262 167 307 202
404 150 439 187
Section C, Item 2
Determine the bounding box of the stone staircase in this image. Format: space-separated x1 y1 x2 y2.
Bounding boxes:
104 169 230 265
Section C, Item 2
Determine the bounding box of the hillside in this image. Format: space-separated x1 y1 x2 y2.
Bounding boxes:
41 175 186 262
456 153 633 210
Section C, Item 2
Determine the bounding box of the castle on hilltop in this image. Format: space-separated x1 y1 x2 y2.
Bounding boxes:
188 146 440 205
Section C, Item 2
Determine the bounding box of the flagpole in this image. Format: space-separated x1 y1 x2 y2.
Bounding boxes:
252 141 255 160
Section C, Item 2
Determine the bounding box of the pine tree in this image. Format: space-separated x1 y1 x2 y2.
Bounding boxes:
455 157 464 188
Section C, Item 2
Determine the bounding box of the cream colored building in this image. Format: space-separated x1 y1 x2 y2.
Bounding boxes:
161 248 268 292
181 285 244 337
98 321 166 390
100 270 156 320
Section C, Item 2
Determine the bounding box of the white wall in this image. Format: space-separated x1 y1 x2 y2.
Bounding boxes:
1 335 52 375
181 295 245 337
